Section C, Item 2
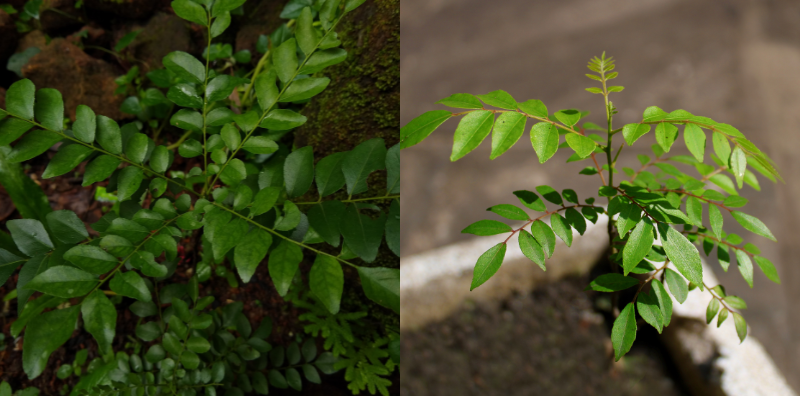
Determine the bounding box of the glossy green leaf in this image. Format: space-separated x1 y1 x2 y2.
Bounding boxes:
42 144 92 178
82 290 116 356
63 245 117 274
171 0 207 24
284 146 314 198
268 241 303 296
461 220 511 236
167 83 203 108
117 166 144 202
655 122 678 152
46 210 88 245
518 99 547 118
251 186 281 216
7 130 62 163
476 90 516 110
586 273 639 292
234 228 272 283
733 312 747 343
400 110 451 149
637 291 663 333
754 256 780 284
486 204 528 221
659 223 703 287
220 158 246 185
309 255 343 314
513 190 546 211
280 77 330 103
163 51 205 84
83 155 121 186
611 303 636 361
6 79 35 119
450 110 494 161
342 138 386 196
518 230 545 271
683 123 705 162
550 214 572 247
469 242 506 290
0 118 34 146
274 38 298 84
616 203 642 236
23 305 80 379
24 266 98 298
664 268 688 303
340 204 385 262
109 271 151 302
731 211 776 241
96 115 122 154
7 219 53 256
622 218 654 275
530 220 555 258
651 279 673 327
315 152 347 197
490 111 526 159
296 7 317 54
34 88 64 131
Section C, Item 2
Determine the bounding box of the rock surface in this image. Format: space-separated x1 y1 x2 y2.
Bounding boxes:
83 0 159 19
22 38 127 120
126 12 192 71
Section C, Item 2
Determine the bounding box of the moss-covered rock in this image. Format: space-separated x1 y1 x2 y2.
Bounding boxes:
293 0 400 157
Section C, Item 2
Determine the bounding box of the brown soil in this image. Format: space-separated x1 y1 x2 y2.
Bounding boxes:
400 277 690 396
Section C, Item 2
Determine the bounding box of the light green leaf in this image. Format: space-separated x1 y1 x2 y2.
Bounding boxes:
530 220 555 258
260 109 308 130
309 255 343 314
564 133 595 158
296 7 317 55
234 228 272 283
211 0 245 16
712 132 731 163
611 303 636 361
622 123 650 146
733 312 747 343
476 90 516 110
731 211 776 241
518 230 545 271
400 110 452 149
706 297 720 324
490 111 526 159
683 123 705 162
550 214 572 247
659 223 703 287
622 218 654 275
470 242 506 290
450 110 494 161
82 290 116 356
518 99 547 118
730 146 746 189
280 77 330 102
664 268 688 303
25 266 97 298
461 220 511 236
486 204 528 221
754 256 780 284
23 305 80 379
530 122 559 163
284 146 314 198
274 38 298 84
616 203 642 236
436 93 482 109
209 11 231 37
268 241 303 296
735 249 753 288
554 109 581 127
655 122 678 152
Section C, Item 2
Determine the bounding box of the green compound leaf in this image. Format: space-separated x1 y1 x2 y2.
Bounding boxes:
490 111 526 160
309 255 343 315
436 93 482 109
518 230 545 271
731 211 776 241
400 110 452 149
530 122 558 163
622 218 654 275
637 291 663 333
659 224 703 287
611 303 636 361
234 228 272 284
7 130 62 163
683 123 706 162
296 7 317 55
81 290 116 356
564 133 595 158
268 241 303 296
284 146 314 198
469 242 506 291
116 166 144 202
23 305 80 379
63 245 117 274
450 110 494 162
461 220 512 236
24 266 98 298
586 273 639 292
357 266 399 313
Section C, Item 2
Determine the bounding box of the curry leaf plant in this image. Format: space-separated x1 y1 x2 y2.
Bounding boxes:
401 53 781 361
0 0 397 393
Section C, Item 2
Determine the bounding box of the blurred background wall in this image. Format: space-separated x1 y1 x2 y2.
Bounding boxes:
400 0 800 392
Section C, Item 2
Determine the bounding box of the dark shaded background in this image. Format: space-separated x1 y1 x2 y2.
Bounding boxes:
401 0 800 391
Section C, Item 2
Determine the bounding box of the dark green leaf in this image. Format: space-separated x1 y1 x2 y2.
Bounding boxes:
342 138 386 196
530 220 555 258
46 210 88 244
486 204 528 221
234 228 272 283
268 241 303 296
284 146 314 198
109 271 151 302
341 205 385 262
63 245 117 274
274 38 297 84
565 208 586 235
309 255 343 314
23 305 80 379
96 115 122 154
171 0 207 24
42 144 92 179
220 158 246 185
35 88 64 131
637 291 663 333
550 214 572 247
513 190 546 211
7 130 62 163
280 77 330 103
308 200 345 247
6 79 35 120
651 279 673 327
7 219 53 256
83 155 121 186
518 230 545 271
664 268 688 303
117 166 144 202
167 83 203 108
616 203 642 236
82 291 116 356
25 266 97 298
586 273 639 292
